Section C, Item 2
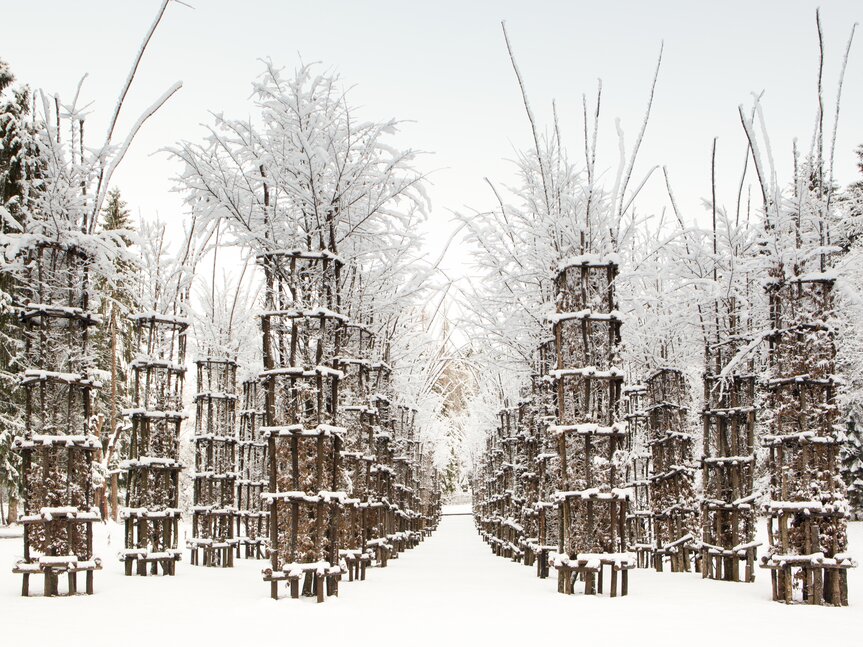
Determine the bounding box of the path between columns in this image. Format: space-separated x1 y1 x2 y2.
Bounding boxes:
2 512 861 646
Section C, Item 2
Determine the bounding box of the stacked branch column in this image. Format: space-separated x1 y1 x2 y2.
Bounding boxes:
480 409 521 559
12 243 103 596
623 385 653 568
550 257 633 596
514 395 537 564
417 441 442 535
259 250 348 602
761 273 854 604
121 313 187 576
392 405 423 551
700 346 758 581
367 364 396 565
235 377 269 558
189 358 238 567
337 322 376 580
645 368 698 572
532 341 560 579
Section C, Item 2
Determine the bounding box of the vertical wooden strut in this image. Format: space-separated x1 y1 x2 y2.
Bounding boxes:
549 256 634 596
12 243 103 596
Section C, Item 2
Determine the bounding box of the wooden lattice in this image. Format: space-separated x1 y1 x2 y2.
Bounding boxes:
365 363 402 566
483 409 521 560
235 377 269 558
645 368 698 572
532 340 560 579
121 312 187 576
12 243 103 596
337 322 376 580
477 411 501 553
761 275 854 604
514 394 538 564
623 384 653 568
550 258 633 596
258 250 349 601
189 358 238 567
392 405 422 552
700 373 758 581
417 443 441 534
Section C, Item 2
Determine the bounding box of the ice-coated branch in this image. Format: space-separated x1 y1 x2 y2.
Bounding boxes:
501 21 551 216
90 81 183 234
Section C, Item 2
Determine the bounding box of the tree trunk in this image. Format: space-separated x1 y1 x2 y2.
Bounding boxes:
110 474 119 522
7 495 18 525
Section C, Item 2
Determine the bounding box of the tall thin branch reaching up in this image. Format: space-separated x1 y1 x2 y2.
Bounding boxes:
501 21 551 216
618 42 663 219
827 21 858 215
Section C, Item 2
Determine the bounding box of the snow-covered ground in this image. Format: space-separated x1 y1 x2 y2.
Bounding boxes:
2 510 861 646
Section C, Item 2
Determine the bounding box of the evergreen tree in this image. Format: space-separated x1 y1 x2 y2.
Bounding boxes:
0 58 33 225
102 187 134 233
841 417 863 519
0 58 35 524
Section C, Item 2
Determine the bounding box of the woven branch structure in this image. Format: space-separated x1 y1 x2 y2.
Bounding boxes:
760 272 855 604
623 384 652 568
477 408 521 561
475 342 560 577
120 312 188 575
235 377 269 558
365 367 434 565
473 258 640 597
645 368 698 572
188 357 238 567
392 405 424 550
258 250 349 602
700 326 759 582
12 243 103 596
337 322 378 579
549 257 634 596
531 342 561 578
513 395 538 564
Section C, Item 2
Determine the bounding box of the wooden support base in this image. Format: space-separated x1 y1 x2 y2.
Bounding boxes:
555 561 632 597
15 565 100 597
763 562 851 606
265 567 343 602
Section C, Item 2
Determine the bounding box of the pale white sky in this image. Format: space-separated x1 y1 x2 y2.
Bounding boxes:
3 0 862 280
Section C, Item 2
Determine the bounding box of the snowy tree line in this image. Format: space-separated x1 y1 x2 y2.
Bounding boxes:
464 15 861 604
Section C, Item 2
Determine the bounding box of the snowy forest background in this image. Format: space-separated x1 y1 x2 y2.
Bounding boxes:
1 0 863 633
